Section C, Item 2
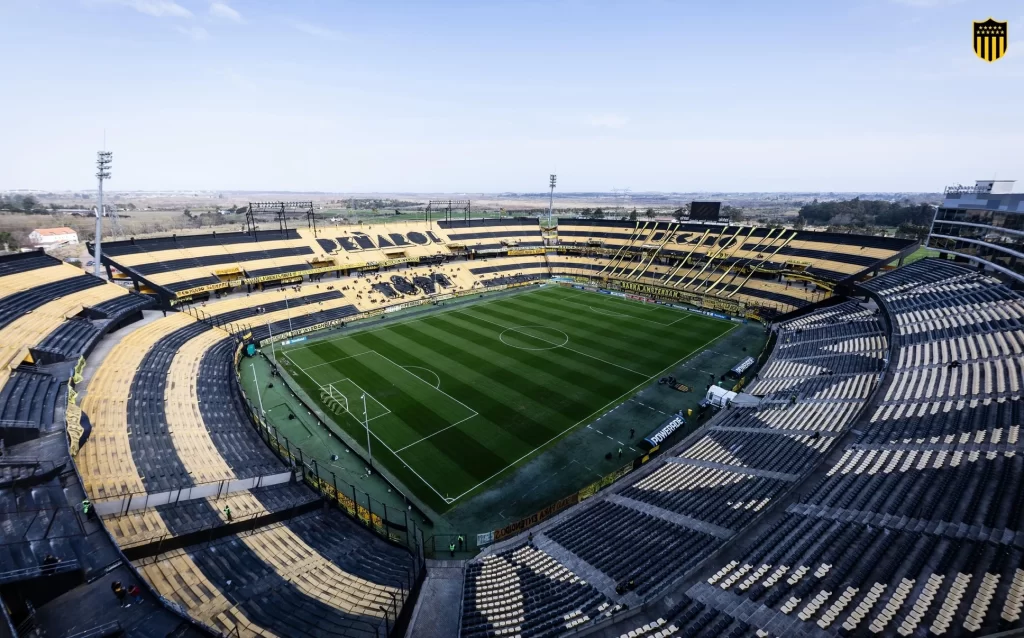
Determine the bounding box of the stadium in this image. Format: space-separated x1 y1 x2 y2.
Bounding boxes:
0 181 1022 638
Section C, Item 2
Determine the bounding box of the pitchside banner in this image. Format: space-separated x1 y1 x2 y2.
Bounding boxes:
643 414 685 451
492 493 580 542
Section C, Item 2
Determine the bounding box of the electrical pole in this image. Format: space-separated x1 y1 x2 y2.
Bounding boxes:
94 151 112 278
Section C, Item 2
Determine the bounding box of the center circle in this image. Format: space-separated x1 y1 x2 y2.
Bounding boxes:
499 325 569 351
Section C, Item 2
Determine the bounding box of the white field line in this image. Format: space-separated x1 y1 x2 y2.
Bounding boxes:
281 286 549 356
283 349 455 503
446 321 739 503
546 294 681 328
302 349 376 371
455 309 649 377
557 285 735 327
392 413 479 454
402 365 441 389
371 350 481 417
554 286 664 315
318 377 393 423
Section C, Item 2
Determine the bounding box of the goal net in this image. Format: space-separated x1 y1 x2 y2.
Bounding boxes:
319 383 349 416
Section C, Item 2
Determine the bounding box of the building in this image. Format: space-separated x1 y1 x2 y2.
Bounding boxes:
928 179 1024 286
28 227 79 249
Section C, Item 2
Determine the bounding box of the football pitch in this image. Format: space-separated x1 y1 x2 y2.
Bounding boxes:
278 285 736 511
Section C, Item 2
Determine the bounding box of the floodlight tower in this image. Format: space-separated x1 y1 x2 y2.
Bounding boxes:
94 151 113 278
547 174 557 228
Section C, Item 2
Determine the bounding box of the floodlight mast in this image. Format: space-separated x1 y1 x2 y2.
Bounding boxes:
547 174 557 228
94 151 113 278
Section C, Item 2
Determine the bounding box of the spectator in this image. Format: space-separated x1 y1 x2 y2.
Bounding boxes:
41 554 60 576
111 581 129 608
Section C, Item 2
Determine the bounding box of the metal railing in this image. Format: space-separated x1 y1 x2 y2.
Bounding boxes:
0 559 80 584
61 620 121 638
87 471 293 517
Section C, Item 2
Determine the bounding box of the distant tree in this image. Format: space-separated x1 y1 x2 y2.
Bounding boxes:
628 209 638 222
0 231 15 251
593 208 605 219
722 205 744 223
645 208 655 218
897 222 930 240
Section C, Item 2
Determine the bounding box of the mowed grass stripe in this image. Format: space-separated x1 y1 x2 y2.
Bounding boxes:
466 301 675 370
353 327 542 451
544 286 735 339
494 295 690 360
383 321 576 429
550 286 697 323
421 314 615 425
365 325 542 454
530 285 713 331
540 286 683 323
431 312 636 402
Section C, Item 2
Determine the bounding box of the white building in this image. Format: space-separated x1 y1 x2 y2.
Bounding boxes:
29 227 79 249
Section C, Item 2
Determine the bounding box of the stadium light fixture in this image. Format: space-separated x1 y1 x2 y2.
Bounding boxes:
94 151 113 278
547 174 557 229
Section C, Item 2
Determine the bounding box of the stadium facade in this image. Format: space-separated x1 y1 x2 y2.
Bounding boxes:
929 179 1024 285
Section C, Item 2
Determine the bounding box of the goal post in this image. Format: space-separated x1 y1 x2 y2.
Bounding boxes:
319 383 349 415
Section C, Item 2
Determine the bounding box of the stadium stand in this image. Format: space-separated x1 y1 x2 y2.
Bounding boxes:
461 543 611 637
68 279 416 637
552 220 914 317
658 260 1024 637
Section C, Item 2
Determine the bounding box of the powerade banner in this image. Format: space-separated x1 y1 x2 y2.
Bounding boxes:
643 415 685 451
507 248 546 256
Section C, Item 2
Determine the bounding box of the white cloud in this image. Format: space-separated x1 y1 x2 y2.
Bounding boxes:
106 0 193 18
175 25 209 40
209 1 242 22
587 114 630 130
290 20 340 40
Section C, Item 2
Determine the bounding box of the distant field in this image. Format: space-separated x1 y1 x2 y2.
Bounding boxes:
278 285 735 511
905 245 940 264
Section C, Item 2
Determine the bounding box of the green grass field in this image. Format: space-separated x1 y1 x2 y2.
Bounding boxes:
278 285 735 511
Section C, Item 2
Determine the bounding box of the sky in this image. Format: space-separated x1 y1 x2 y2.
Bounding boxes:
2 0 1022 193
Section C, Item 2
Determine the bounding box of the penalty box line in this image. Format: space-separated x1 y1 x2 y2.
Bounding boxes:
286 348 474 505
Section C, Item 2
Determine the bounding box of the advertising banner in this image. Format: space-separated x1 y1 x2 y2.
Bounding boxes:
642 414 686 451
